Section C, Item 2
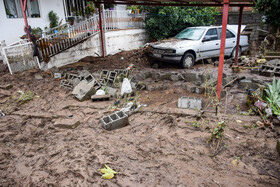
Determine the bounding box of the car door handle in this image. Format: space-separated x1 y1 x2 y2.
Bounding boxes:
216 43 219 45
233 41 235 43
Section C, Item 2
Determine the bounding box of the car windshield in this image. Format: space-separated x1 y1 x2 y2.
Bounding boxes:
175 28 206 40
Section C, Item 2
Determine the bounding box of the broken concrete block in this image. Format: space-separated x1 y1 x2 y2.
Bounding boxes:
157 72 171 81
178 96 202 110
147 83 167 91
182 82 196 93
60 79 74 90
195 87 205 94
102 86 117 97
91 94 110 102
238 79 259 90
170 73 179 81
54 119 80 129
35 74 43 80
78 70 91 80
101 111 129 130
54 73 62 79
72 75 97 101
109 71 117 80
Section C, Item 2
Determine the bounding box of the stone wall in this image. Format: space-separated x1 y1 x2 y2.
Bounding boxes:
215 11 268 55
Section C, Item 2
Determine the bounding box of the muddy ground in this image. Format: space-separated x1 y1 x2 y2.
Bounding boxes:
0 50 280 187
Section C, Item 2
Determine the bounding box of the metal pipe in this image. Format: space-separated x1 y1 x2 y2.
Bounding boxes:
234 6 244 66
98 3 105 57
216 0 229 99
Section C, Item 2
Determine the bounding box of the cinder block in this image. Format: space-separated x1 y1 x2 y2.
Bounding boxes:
91 94 110 102
114 69 128 76
100 69 109 79
72 79 97 101
102 86 117 97
170 72 179 81
60 79 73 90
78 70 91 80
178 96 202 110
109 71 117 80
101 111 129 130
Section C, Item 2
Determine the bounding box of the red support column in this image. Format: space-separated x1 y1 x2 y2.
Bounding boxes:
98 3 105 57
216 0 229 99
20 0 30 40
234 6 244 66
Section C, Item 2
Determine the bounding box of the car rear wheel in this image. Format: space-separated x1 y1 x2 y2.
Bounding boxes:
231 47 241 59
181 53 195 68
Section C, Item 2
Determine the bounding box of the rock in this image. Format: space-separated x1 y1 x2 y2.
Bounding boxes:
54 119 80 129
35 74 43 80
54 73 62 79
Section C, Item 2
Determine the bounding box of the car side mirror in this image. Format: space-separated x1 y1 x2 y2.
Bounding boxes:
202 35 211 42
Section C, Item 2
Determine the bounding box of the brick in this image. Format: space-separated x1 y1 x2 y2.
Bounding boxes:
178 97 202 110
91 94 110 102
101 111 129 130
182 82 196 93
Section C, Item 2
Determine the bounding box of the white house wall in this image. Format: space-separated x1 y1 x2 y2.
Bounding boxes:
0 0 66 45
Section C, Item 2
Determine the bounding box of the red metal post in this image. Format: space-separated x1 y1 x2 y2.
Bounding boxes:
234 6 244 66
216 0 229 99
98 3 105 57
20 0 28 27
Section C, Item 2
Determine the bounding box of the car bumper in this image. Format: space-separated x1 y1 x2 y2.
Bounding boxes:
150 53 182 63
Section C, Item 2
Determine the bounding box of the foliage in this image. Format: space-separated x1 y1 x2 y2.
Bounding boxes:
208 121 226 156
31 27 42 35
48 11 60 28
17 90 33 104
85 1 95 15
255 0 280 26
263 77 280 115
145 6 219 41
104 4 115 9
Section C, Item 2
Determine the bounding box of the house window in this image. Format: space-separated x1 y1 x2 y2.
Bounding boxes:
4 0 40 18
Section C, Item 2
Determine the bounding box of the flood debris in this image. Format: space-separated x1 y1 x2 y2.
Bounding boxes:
0 84 13 90
101 110 129 131
178 96 202 110
0 109 5 117
247 77 280 125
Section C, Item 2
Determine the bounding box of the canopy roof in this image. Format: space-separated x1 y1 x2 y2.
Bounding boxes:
93 0 255 7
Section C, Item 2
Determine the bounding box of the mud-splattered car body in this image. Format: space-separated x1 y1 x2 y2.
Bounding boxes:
151 25 249 68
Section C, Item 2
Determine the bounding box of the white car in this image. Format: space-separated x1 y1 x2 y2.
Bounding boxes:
151 25 249 68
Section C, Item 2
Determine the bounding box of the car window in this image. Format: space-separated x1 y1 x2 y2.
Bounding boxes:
218 28 236 39
176 28 206 40
203 28 218 41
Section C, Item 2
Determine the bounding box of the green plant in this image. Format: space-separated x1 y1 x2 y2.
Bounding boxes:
255 0 280 26
145 6 219 41
243 124 257 129
85 1 95 15
32 27 42 35
263 77 280 115
48 11 60 28
17 90 34 104
208 121 226 156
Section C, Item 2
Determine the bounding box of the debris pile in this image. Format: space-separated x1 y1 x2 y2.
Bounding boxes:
247 77 280 126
